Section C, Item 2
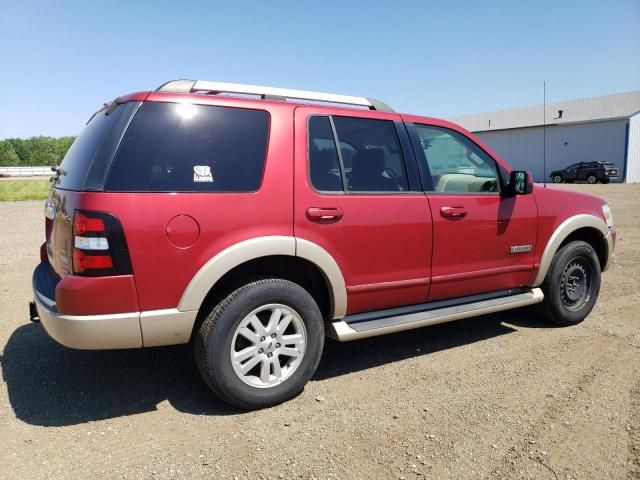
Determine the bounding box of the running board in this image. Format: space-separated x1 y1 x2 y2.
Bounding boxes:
327 288 544 341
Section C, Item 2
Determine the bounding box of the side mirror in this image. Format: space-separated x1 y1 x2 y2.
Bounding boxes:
507 170 533 195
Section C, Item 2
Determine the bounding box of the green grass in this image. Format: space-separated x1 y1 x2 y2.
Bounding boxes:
0 179 51 201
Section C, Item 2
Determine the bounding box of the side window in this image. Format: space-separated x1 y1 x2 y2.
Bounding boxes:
332 116 409 192
308 116 343 192
414 125 501 193
105 103 269 192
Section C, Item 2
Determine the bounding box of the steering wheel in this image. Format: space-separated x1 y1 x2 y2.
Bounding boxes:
482 179 498 192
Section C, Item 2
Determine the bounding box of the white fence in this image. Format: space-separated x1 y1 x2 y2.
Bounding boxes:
0 166 52 177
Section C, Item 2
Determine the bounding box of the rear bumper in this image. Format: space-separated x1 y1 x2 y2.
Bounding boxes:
32 263 196 350
33 264 142 349
34 293 143 349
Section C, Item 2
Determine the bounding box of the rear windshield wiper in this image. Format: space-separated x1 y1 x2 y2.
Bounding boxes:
50 166 66 183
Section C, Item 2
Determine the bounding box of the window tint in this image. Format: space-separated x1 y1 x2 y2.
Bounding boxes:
105 103 269 192
332 116 408 192
414 125 500 193
54 102 138 190
308 116 343 192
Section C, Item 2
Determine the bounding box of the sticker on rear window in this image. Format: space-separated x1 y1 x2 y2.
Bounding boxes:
193 165 213 183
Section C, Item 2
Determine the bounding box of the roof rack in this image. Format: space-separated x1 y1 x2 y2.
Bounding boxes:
156 79 394 113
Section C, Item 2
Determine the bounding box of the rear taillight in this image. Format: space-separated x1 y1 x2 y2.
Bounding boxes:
72 210 132 276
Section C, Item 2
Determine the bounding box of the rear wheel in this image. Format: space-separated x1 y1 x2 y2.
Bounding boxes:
538 240 601 326
194 279 324 409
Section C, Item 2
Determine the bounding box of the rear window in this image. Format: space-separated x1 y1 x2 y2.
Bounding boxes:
308 114 409 193
105 102 269 192
54 102 138 190
332 116 409 192
308 116 343 192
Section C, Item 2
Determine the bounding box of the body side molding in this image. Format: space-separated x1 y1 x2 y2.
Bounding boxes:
140 309 199 347
531 214 611 287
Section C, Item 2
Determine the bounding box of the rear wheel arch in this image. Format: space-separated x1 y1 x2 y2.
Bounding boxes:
178 237 347 339
532 215 609 286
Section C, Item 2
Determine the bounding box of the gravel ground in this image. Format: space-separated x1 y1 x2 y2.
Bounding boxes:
0 184 639 480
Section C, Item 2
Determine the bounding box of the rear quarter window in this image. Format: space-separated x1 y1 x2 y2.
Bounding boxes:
54 102 139 190
105 102 270 192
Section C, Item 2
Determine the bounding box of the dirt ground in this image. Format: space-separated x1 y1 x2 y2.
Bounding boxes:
0 184 638 480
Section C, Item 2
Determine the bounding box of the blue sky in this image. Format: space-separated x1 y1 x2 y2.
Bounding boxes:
1 0 638 139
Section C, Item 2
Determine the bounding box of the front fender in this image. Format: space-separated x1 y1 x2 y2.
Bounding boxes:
531 214 610 286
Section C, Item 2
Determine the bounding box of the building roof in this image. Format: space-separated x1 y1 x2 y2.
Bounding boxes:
449 90 640 133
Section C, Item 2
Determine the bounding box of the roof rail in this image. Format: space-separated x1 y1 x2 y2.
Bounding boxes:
156 79 394 112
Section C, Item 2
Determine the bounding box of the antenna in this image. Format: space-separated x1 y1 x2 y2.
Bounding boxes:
543 81 547 188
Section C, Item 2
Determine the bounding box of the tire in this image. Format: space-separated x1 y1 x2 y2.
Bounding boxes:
552 175 563 183
587 174 597 184
194 279 324 409
538 240 601 326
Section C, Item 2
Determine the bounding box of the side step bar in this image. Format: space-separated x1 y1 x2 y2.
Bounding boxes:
327 288 544 341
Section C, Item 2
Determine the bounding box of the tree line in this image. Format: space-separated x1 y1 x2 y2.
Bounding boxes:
0 136 75 167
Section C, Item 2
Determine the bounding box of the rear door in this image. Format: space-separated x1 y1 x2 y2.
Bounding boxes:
294 107 432 315
406 121 538 301
576 162 591 181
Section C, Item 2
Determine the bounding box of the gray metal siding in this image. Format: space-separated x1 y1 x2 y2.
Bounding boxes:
475 119 628 182
627 113 640 183
450 90 640 132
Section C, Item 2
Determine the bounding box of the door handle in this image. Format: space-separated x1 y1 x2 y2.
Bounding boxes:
306 207 343 221
440 206 467 218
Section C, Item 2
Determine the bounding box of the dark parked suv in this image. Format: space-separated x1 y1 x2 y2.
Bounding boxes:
550 161 619 184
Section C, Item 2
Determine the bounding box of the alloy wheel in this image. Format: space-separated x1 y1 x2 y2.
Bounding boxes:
230 304 307 388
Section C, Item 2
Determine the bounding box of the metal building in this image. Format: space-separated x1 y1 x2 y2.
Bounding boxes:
449 91 640 183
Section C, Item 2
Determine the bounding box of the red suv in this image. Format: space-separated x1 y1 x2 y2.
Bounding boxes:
31 80 615 408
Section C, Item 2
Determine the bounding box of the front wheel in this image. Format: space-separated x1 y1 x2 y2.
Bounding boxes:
552 175 563 183
538 240 601 326
194 279 324 409
587 174 597 184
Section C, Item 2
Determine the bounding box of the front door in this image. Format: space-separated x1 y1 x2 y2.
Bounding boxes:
294 107 432 314
407 121 538 301
565 163 581 182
